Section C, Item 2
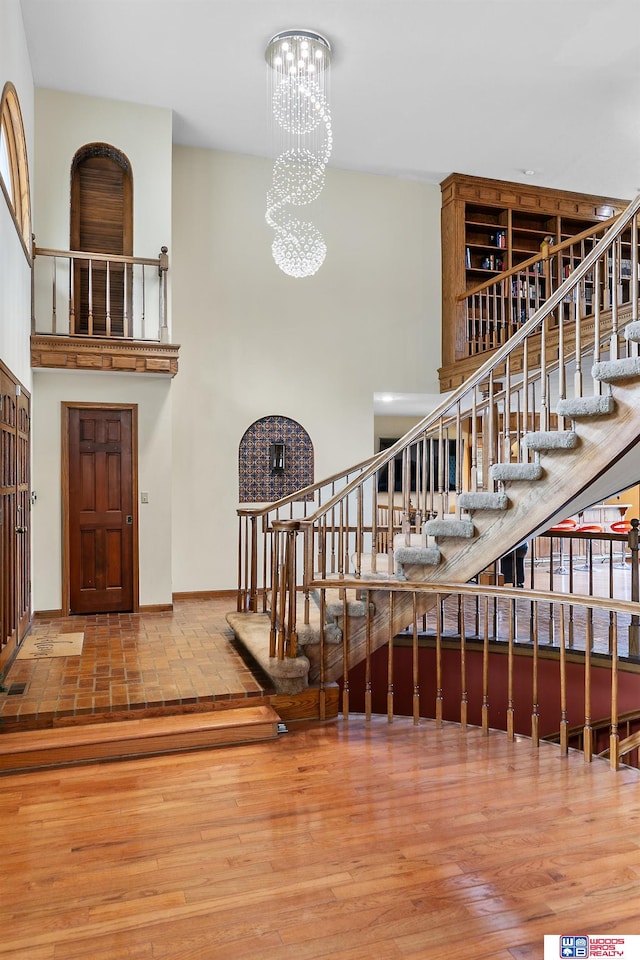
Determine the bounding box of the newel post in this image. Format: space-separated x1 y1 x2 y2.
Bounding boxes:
158 246 169 343
271 519 301 659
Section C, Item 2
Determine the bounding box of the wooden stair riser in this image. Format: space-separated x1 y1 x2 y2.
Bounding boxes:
0 705 281 774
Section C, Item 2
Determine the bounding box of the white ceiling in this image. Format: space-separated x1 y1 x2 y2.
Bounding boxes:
19 0 640 199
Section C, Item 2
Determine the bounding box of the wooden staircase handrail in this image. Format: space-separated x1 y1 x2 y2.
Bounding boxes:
33 245 166 268
237 454 378 519
601 729 640 760
546 708 640 745
311 575 640 617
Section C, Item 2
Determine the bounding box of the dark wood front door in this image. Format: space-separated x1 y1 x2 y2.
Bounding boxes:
0 362 31 673
66 406 136 615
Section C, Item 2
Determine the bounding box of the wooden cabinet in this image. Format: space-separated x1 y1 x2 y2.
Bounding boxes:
439 173 628 390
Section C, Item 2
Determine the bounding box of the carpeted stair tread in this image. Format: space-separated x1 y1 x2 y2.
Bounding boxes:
624 321 640 343
326 600 374 619
490 462 543 482
394 545 441 566
458 492 509 511
523 430 578 450
556 395 615 417
423 518 475 538
592 356 640 382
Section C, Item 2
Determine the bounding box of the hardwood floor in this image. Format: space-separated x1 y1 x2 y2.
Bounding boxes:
1 715 639 960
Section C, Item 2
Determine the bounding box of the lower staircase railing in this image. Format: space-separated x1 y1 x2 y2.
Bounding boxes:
313 577 638 771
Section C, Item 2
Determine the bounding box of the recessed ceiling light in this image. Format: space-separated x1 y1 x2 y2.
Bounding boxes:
523 169 535 176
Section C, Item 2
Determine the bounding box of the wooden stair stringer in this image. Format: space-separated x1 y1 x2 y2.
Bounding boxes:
307 377 640 686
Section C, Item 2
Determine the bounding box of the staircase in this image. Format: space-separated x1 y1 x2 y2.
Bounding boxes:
231 194 640 694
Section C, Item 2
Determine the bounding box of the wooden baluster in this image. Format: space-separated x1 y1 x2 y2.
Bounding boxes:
387 591 394 722
249 515 257 612
51 256 57 334
158 246 169 342
557 274 565 421
632 213 639 327
105 259 111 337
140 264 146 341
277 554 287 660
371 482 378 576
412 593 420 725
459 597 467 730
69 256 75 335
610 246 619 359
531 597 539 747
481 594 489 735
593 257 602 386
559 602 568 754
629 518 639 657
584 608 593 761
319 588 326 721
88 258 94 336
455 402 462 501
355 483 363 578
539 307 548 431
568 547 575 648
262 516 268 614
237 514 245 612
610 613 619 771
364 589 372 721
286 526 298 658
123 257 129 338
342 591 349 717
507 597 514 740
470 392 478 492
269 531 279 658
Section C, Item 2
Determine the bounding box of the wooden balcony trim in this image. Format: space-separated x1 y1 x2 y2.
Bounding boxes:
30 334 180 377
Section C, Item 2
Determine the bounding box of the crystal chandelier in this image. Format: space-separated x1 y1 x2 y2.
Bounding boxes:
265 30 333 279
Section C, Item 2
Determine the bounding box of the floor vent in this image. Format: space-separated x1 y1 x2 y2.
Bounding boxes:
6 682 28 696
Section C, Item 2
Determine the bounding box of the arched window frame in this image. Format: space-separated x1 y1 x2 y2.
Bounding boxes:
0 82 32 262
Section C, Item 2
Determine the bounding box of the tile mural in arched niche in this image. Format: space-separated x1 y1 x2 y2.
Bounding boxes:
239 415 314 503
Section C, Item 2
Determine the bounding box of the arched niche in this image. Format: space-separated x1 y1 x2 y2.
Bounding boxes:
239 415 314 503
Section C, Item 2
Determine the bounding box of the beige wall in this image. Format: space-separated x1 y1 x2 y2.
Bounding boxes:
31 90 175 610
170 146 443 591
0 0 34 386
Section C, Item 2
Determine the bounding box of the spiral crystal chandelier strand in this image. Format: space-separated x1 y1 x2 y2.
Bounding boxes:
265 30 332 279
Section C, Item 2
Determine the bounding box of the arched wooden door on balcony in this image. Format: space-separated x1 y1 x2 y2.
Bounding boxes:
70 143 133 337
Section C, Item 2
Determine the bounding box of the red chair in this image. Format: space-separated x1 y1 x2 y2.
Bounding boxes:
575 523 604 570
610 519 632 569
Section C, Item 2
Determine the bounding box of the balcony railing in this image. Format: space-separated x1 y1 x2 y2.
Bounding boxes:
31 245 169 343
460 212 637 359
